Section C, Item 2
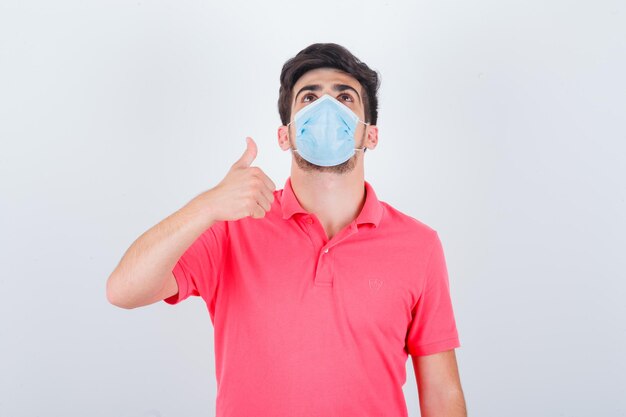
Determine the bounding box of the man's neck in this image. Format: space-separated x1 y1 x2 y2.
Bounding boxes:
289 164 366 241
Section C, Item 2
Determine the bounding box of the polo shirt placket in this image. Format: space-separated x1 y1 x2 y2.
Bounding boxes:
301 214 358 287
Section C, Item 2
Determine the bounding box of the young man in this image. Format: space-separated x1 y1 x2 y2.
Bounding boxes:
107 43 466 417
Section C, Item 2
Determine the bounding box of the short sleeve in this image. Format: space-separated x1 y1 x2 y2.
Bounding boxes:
405 231 461 356
163 220 228 306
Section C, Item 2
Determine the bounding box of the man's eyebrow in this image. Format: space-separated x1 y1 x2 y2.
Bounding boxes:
294 83 361 103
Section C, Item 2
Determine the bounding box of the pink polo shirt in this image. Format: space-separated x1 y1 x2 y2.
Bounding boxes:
164 176 461 417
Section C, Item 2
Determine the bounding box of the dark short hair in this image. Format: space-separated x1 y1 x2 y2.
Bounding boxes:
278 43 381 126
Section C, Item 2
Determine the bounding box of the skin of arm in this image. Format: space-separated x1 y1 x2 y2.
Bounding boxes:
106 196 217 309
412 349 467 417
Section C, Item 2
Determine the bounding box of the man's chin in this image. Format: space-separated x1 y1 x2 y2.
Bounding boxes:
294 154 356 174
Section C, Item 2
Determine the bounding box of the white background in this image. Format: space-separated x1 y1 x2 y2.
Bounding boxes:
1 0 625 416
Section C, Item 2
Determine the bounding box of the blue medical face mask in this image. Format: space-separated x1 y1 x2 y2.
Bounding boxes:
287 94 370 167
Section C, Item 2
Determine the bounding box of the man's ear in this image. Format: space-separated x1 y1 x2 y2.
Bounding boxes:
277 125 291 151
365 125 379 150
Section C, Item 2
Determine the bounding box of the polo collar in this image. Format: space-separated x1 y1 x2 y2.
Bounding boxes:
280 176 383 228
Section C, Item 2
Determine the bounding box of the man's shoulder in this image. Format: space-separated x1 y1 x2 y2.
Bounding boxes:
379 200 438 240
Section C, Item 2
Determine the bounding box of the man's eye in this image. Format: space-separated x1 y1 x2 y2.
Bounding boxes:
303 94 317 102
339 94 353 102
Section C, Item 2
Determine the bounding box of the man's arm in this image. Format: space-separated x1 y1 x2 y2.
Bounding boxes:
412 349 467 417
106 137 276 309
106 198 218 309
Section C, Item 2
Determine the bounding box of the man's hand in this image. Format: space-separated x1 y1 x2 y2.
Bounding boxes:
192 137 277 221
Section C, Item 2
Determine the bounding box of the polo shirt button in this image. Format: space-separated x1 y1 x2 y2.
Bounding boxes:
323 248 329 253
306 218 313 224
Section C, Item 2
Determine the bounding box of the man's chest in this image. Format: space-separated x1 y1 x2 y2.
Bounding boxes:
216 221 426 355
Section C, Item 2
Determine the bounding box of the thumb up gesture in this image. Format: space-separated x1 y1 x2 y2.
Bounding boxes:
198 137 276 221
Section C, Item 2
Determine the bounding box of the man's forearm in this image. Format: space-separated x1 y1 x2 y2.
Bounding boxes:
419 388 467 417
106 193 217 308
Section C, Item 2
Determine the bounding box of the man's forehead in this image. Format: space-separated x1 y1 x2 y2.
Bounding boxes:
293 68 361 90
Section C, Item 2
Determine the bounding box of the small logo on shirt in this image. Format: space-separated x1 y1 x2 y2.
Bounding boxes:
369 278 383 291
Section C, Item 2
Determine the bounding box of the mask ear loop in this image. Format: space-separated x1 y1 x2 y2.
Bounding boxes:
286 120 295 150
356 119 371 153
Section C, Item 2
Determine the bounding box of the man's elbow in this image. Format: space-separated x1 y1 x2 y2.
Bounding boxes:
106 274 136 309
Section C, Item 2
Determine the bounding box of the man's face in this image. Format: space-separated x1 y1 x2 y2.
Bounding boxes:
278 67 377 174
